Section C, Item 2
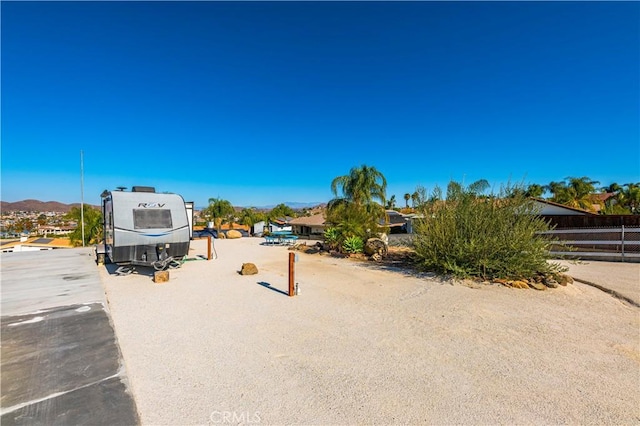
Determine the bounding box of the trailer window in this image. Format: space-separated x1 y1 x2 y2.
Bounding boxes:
133 209 173 229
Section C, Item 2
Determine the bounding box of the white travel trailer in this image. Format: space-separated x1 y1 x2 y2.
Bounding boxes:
101 186 190 272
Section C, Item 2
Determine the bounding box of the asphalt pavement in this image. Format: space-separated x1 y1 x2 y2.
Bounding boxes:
0 248 139 425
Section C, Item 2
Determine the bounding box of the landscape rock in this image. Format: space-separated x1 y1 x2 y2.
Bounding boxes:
544 278 559 288
226 230 242 239
557 274 573 286
529 282 547 291
510 280 530 289
370 253 382 262
364 238 388 257
240 263 258 275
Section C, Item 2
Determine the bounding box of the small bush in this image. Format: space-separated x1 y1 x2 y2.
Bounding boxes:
342 236 364 254
412 182 565 280
323 227 340 250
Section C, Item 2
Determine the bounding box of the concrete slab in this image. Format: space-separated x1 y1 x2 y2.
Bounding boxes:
557 259 640 307
1 248 106 316
0 248 139 425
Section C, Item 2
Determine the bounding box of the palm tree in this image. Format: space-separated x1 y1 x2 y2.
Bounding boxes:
204 198 235 234
564 176 600 211
330 165 387 208
618 183 640 214
525 184 545 198
403 193 410 208
386 195 396 210
411 191 419 208
327 164 388 241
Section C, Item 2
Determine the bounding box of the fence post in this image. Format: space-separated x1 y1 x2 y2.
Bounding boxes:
621 225 625 262
289 252 295 297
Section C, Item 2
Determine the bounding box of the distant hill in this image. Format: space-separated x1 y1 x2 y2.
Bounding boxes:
0 199 97 213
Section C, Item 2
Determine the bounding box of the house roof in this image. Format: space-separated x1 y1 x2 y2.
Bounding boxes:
1 237 74 250
530 198 598 216
288 214 326 227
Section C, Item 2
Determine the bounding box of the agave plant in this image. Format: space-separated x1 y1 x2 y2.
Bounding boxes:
323 227 340 250
342 236 364 254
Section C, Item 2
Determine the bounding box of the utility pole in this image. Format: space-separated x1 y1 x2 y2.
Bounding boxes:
80 150 85 247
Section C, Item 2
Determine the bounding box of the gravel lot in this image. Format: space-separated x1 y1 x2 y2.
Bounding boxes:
101 238 639 425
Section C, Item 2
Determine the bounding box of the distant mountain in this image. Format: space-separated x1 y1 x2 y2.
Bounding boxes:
0 199 96 213
196 202 327 211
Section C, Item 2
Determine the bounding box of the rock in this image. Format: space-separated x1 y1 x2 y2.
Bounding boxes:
364 238 388 257
370 253 382 262
529 282 547 291
557 274 573 286
544 278 559 288
240 263 258 275
218 232 227 239
511 280 530 289
226 230 242 239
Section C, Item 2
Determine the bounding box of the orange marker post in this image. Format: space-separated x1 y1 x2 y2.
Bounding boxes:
289 252 295 297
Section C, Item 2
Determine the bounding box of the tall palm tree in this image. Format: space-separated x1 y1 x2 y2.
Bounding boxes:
564 176 600 211
403 193 411 208
386 194 396 210
327 164 388 240
330 165 387 208
411 191 419 208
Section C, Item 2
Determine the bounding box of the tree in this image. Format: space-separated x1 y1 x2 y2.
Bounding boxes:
66 205 103 247
545 177 600 212
269 203 295 221
617 183 640 214
203 198 235 234
386 194 396 210
404 193 411 208
327 165 388 247
525 184 545 198
411 191 419 208
239 207 266 234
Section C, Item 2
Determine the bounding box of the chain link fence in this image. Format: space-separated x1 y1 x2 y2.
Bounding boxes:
539 226 640 262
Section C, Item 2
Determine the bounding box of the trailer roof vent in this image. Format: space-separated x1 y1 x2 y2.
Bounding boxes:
132 186 156 193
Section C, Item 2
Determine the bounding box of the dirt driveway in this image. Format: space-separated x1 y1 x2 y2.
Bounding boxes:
101 238 640 425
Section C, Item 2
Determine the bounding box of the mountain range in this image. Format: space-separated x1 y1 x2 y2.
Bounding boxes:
1 199 326 213
1 200 91 213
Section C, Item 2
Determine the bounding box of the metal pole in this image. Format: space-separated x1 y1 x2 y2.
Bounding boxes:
288 252 295 297
207 236 212 260
80 150 85 247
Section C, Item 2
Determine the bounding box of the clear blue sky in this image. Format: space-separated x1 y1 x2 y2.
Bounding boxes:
2 1 638 208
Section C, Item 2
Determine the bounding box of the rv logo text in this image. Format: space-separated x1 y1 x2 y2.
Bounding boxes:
138 203 165 208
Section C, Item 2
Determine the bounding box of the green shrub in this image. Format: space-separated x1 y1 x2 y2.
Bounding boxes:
412 182 565 280
323 227 340 250
342 236 364 254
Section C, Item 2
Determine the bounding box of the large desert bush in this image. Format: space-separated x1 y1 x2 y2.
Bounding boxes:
412 181 564 280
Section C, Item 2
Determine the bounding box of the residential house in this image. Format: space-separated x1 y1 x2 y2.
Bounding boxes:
289 214 326 237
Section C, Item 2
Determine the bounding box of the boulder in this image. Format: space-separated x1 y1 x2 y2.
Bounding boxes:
227 230 242 239
364 238 388 257
240 263 258 275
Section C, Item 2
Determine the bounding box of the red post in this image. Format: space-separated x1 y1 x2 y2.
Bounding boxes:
288 252 295 297
207 236 212 260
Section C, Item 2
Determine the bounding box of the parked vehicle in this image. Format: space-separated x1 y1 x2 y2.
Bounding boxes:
100 186 190 273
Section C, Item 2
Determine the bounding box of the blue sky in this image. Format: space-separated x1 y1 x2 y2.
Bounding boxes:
2 1 638 208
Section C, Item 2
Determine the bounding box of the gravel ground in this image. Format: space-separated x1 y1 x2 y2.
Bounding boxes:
101 238 640 425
